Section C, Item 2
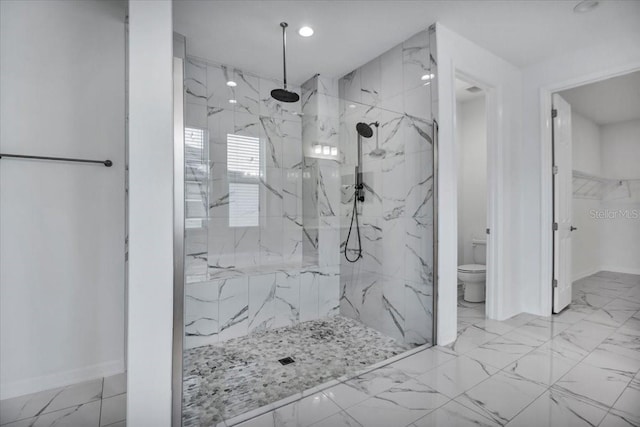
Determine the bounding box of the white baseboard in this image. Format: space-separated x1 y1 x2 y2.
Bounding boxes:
573 267 602 282
0 359 125 400
599 266 640 276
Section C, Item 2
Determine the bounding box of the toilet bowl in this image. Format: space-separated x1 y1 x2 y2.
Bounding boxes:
458 239 487 302
458 264 486 302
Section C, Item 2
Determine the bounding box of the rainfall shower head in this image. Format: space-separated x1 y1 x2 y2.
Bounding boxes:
271 22 300 103
356 122 374 138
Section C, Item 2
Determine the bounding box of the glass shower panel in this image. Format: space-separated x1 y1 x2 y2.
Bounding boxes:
179 24 438 426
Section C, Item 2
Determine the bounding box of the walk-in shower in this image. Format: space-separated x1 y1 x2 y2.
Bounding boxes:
174 21 438 425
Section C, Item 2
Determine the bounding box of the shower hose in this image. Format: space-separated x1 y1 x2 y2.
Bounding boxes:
344 187 363 263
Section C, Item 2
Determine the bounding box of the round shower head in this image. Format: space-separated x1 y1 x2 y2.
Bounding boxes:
356 122 373 138
271 88 300 103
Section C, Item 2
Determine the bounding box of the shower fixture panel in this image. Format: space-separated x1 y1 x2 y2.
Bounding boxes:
345 121 380 263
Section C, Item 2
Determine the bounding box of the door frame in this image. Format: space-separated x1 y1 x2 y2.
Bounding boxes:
539 65 640 316
437 63 503 344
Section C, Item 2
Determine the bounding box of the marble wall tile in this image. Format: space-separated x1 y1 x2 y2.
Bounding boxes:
207 218 235 269
404 115 433 154
404 280 433 347
273 271 301 328
248 273 277 333
185 281 219 349
317 160 340 217
209 162 229 218
234 226 260 267
207 106 234 146
379 44 404 103
319 268 341 318
232 69 260 116
402 30 430 92
259 217 283 265
206 63 234 109
283 215 303 262
300 270 321 321
259 168 283 218
319 217 341 268
381 276 406 343
218 276 249 341
339 69 361 104
185 58 207 105
360 57 381 107
283 168 302 220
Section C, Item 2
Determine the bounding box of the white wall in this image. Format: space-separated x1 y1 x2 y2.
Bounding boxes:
570 112 602 280
127 1 174 425
599 119 640 273
457 97 487 265
0 0 125 399
521 33 640 316
436 23 523 344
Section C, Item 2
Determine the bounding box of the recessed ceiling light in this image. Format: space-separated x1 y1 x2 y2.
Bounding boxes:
348 104 356 109
298 26 314 37
228 99 237 104
421 73 434 81
226 80 237 87
573 0 599 13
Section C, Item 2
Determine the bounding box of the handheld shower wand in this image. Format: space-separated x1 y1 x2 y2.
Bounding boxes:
345 122 378 263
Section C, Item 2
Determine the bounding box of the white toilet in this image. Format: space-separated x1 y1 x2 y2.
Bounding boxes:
458 239 487 302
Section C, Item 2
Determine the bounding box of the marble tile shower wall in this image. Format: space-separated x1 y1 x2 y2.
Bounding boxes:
183 59 340 348
339 28 437 348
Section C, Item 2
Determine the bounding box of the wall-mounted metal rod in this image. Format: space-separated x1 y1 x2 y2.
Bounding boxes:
0 153 113 167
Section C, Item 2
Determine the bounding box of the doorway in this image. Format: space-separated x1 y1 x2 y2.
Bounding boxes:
551 71 640 313
455 77 489 332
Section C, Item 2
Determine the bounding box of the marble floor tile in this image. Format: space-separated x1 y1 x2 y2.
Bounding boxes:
580 346 640 377
552 362 631 408
0 378 103 425
388 347 457 377
344 378 449 427
608 377 640 426
471 318 517 336
506 388 608 427
235 392 341 427
455 370 546 425
102 373 126 399
504 346 578 387
338 365 413 399
447 325 500 354
309 411 362 427
411 400 500 427
465 336 536 370
557 320 616 353
100 393 126 426
2 400 101 427
416 355 498 399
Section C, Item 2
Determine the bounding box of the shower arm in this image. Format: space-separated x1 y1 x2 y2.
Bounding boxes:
281 22 288 90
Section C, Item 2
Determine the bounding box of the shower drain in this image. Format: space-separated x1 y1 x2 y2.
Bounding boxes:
278 356 295 365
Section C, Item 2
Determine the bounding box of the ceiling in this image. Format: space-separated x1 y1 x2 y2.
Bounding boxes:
173 0 640 85
559 71 640 125
455 78 484 103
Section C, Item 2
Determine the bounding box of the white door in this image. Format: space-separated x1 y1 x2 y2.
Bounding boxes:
553 94 573 313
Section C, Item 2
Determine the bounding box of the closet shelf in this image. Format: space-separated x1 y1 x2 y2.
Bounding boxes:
572 170 640 201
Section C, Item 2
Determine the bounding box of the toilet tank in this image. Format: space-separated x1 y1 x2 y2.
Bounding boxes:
472 239 487 264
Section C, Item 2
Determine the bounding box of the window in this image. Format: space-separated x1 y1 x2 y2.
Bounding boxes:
227 133 260 227
184 127 208 228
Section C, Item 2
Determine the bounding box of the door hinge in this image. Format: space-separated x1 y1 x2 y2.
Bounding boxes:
551 108 558 118
553 165 558 174
553 279 558 288
486 228 490 235
553 222 558 231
